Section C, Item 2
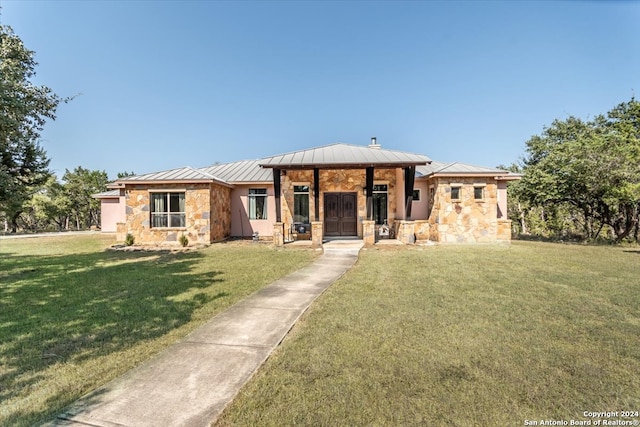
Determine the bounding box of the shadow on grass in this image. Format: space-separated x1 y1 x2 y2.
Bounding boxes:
0 248 224 415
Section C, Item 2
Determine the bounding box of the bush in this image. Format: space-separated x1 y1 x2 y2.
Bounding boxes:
124 233 135 246
179 234 189 247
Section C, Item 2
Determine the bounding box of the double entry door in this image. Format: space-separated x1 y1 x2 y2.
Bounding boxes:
324 192 357 236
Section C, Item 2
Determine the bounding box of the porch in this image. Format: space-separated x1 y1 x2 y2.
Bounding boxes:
259 141 431 248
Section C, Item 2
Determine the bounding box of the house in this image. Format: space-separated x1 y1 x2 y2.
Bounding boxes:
96 139 519 246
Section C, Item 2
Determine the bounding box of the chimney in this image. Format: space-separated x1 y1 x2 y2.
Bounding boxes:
369 136 380 149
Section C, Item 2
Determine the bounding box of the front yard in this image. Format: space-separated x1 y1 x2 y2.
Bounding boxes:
0 235 317 426
217 242 640 426
3 236 639 426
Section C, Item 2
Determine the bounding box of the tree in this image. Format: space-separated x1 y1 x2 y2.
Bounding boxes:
117 171 135 179
517 98 640 242
62 167 108 229
1 25 67 232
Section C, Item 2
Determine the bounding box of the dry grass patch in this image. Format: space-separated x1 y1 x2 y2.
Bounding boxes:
217 242 640 426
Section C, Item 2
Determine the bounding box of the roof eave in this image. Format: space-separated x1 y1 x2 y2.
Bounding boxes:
424 172 512 179
259 161 429 169
112 179 235 188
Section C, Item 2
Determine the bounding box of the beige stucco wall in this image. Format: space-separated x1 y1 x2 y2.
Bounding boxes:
122 183 231 245
428 177 501 243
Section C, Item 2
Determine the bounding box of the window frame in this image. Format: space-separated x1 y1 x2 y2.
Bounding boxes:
473 185 485 201
372 183 388 225
293 184 310 224
248 188 268 220
450 185 462 201
149 190 186 229
412 189 421 201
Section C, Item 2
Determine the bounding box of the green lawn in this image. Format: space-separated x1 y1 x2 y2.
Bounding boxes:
0 234 317 427
217 242 640 426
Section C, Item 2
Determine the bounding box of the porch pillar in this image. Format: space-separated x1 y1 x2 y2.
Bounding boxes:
313 168 320 221
362 219 375 245
404 166 416 220
366 166 374 220
273 222 284 247
311 221 323 248
273 168 282 223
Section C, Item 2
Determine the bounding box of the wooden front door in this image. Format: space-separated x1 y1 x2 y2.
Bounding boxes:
324 192 357 236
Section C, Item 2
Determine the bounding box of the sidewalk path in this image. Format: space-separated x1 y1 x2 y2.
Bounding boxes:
47 240 363 427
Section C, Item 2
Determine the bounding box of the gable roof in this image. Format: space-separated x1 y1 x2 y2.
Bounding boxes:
259 143 431 169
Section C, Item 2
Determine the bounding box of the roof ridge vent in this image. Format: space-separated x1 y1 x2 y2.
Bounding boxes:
369 136 381 149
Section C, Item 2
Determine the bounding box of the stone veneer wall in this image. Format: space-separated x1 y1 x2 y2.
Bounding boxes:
428 177 499 243
497 219 513 242
123 183 231 246
281 168 398 238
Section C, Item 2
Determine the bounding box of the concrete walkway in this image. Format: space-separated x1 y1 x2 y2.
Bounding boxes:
47 240 363 427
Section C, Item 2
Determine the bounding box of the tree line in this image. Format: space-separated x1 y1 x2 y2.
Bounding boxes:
2 24 639 242
504 97 640 243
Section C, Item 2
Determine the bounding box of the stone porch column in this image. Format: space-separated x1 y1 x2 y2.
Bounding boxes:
396 220 416 244
311 221 323 248
362 220 375 245
273 222 284 247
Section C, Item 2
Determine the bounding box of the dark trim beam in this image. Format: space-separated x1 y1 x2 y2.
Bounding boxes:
313 168 320 221
273 168 282 223
404 166 416 219
366 167 374 220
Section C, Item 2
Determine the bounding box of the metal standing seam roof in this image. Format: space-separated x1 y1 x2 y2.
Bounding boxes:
110 146 517 187
115 166 228 183
416 161 510 177
259 143 431 168
92 189 121 198
199 160 273 183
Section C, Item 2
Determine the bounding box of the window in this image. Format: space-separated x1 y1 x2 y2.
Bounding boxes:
249 188 267 220
373 184 388 225
293 185 310 224
151 192 185 228
451 186 461 201
412 189 421 201
474 186 485 200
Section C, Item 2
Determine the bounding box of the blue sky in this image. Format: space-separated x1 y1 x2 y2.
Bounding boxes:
2 0 639 180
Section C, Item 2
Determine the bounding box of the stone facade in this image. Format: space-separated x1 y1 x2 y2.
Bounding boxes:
497 219 513 242
120 183 231 246
280 168 398 239
414 220 430 240
427 177 501 243
112 167 512 247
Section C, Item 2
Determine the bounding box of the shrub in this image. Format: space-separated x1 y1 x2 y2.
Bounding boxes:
179 234 189 247
124 233 135 246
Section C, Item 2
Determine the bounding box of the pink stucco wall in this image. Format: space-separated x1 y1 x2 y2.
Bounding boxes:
230 185 277 238
497 181 508 219
411 180 430 220
100 196 126 232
